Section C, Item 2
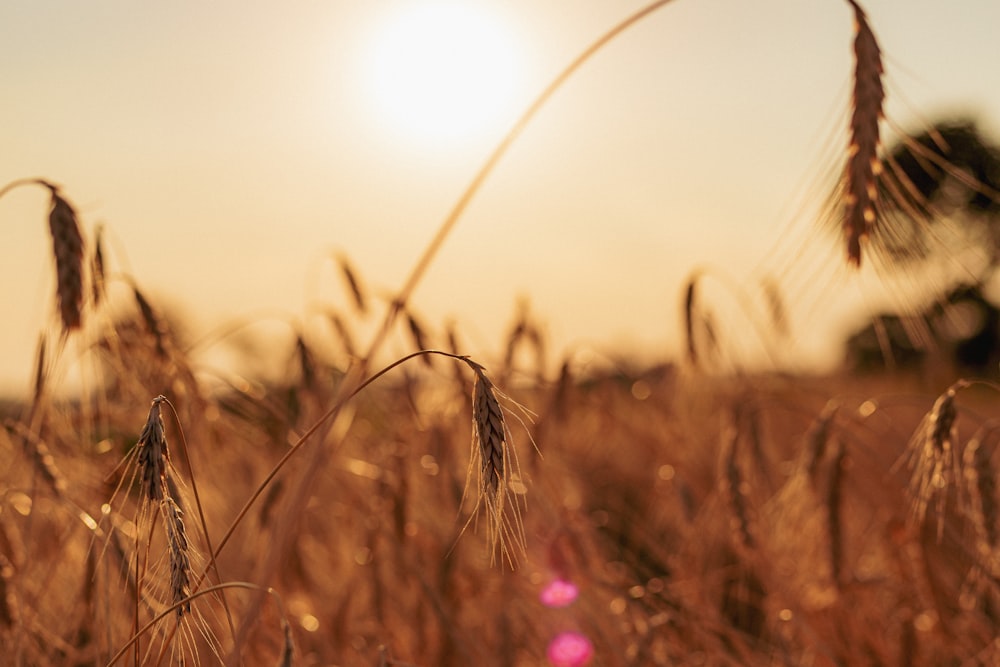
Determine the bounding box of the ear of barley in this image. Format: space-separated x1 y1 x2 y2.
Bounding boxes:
465 359 528 565
683 278 698 365
473 367 505 503
161 496 192 617
137 396 170 503
760 277 789 338
963 425 997 559
46 186 85 331
826 440 847 588
843 0 884 267
802 402 838 482
327 311 357 360
31 334 46 408
278 614 295 667
335 254 367 314
8 421 67 495
295 335 316 389
405 311 432 366
906 383 964 537
91 223 106 306
721 418 754 551
0 554 15 629
133 286 168 358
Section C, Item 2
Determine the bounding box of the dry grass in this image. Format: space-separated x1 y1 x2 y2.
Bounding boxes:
3 1 1000 665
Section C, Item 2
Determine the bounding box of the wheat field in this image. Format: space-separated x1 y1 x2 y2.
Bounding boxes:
3 1 1000 665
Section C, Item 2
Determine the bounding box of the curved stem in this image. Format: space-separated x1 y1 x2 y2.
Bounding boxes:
0 177 51 200
105 582 282 667
353 0 679 379
192 350 467 589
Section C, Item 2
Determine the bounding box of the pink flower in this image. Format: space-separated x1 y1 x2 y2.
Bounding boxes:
540 579 579 608
547 631 594 667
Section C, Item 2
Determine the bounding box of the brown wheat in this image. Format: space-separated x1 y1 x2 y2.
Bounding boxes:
962 424 998 564
161 496 192 617
335 253 367 314
46 186 85 330
721 418 754 551
136 396 170 503
843 0 885 266
906 382 965 537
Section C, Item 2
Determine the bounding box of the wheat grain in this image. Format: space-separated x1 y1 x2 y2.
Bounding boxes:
906 382 965 537
464 359 527 565
843 0 885 267
92 223 107 306
683 278 698 364
137 396 170 503
278 614 295 667
335 254 367 314
962 424 997 560
31 334 46 409
161 496 192 617
46 186 85 330
721 418 754 551
0 554 15 629
405 311 432 367
472 366 505 503
294 335 316 389
802 402 838 481
133 286 168 358
826 440 846 587
7 421 67 495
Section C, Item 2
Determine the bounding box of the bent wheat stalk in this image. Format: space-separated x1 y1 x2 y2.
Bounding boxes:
0 178 85 332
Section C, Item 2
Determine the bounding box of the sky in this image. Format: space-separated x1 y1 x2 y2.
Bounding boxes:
2 0 999 395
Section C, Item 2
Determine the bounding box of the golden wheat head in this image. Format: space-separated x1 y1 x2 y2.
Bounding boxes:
137 395 170 503
843 0 885 267
46 186 85 331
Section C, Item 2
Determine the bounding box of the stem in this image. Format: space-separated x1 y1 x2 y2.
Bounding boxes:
0 177 52 200
105 582 283 667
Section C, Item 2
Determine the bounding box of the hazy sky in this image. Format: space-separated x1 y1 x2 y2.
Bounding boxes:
2 1 999 393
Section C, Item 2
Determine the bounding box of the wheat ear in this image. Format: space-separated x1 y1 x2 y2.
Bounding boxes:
843 0 885 266
472 365 505 504
137 396 170 503
465 358 528 565
962 424 998 569
906 382 966 537
826 440 847 587
46 185 85 330
335 253 367 314
721 417 754 551
161 496 192 617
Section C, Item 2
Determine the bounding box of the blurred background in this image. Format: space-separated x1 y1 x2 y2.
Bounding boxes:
2 0 999 395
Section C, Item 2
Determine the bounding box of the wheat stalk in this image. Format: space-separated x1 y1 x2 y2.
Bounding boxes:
91 223 107 306
826 439 847 588
905 382 966 537
335 253 367 314
962 424 998 579
133 286 168 358
721 417 754 551
843 0 885 267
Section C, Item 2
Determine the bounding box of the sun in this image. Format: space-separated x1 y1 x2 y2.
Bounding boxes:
365 3 522 144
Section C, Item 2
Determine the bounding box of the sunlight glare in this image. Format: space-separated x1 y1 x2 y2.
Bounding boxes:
366 3 521 144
